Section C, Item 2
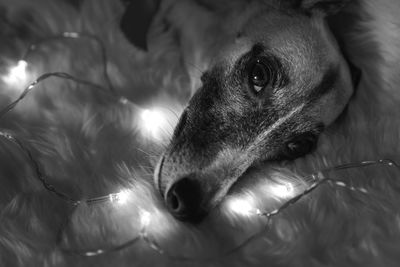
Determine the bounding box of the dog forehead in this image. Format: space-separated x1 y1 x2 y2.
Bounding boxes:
217 15 336 85
230 13 339 85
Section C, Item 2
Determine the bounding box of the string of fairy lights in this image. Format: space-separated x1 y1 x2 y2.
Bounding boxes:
1 31 399 261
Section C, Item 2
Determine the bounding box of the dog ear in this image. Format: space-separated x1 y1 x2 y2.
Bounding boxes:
120 0 161 51
292 0 350 16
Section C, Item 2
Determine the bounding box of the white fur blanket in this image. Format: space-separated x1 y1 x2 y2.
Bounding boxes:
1 0 400 266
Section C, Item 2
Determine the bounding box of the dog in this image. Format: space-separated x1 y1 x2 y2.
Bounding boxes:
124 0 359 223
2 0 400 266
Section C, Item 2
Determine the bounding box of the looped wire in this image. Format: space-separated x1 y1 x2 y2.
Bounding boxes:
1 31 400 261
21 32 116 95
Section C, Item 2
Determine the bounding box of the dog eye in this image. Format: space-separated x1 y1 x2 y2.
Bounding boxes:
249 59 273 94
283 134 317 159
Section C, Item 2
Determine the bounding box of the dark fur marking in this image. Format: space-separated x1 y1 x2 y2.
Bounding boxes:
307 65 339 103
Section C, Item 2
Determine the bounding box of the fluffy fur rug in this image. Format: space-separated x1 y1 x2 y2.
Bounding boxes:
1 0 400 266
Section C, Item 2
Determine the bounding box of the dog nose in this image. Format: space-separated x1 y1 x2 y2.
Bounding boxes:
165 177 206 223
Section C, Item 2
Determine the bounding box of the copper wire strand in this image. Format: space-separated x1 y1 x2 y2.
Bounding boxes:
0 32 141 205
21 32 117 95
0 72 132 206
0 72 109 119
0 131 80 205
57 208 143 257
56 158 400 259
1 32 400 260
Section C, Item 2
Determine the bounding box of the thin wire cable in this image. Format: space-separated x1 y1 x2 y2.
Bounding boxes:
56 157 400 259
0 72 134 206
0 131 79 205
57 212 147 257
1 32 400 261
2 73 400 260
0 72 109 119
0 32 142 206
152 159 400 262
21 32 117 95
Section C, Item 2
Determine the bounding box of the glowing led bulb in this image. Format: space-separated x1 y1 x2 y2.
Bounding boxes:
140 210 151 227
63 32 80 38
2 60 29 86
139 108 169 140
227 197 260 217
108 190 130 205
116 190 130 204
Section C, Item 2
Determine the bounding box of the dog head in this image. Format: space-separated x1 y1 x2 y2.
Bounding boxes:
125 0 357 223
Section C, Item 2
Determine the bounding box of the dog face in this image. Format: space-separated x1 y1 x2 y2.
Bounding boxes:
125 0 355 222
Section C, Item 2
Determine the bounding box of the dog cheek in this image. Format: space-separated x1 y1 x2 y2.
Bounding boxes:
317 87 351 126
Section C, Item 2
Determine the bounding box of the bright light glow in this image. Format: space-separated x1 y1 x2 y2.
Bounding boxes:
108 190 130 204
63 32 79 38
2 60 29 86
139 108 170 140
115 190 130 204
227 197 260 217
140 210 151 227
269 182 295 198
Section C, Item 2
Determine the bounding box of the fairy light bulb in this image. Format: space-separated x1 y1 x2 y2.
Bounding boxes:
227 197 261 216
140 210 151 227
4 31 395 259
115 190 130 204
139 108 170 140
107 190 130 205
2 60 29 86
